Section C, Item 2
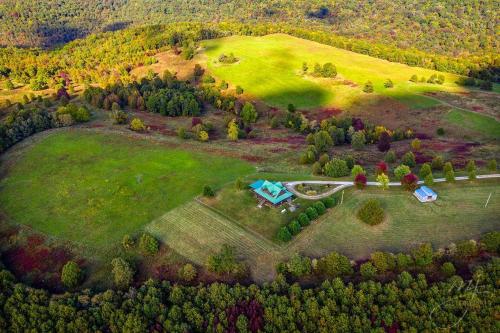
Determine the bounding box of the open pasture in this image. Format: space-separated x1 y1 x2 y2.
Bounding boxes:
0 130 254 252
202 34 466 110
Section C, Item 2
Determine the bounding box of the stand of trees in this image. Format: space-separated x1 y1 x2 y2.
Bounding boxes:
0 254 498 332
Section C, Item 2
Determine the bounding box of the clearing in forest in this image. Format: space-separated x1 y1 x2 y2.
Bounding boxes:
202 34 466 110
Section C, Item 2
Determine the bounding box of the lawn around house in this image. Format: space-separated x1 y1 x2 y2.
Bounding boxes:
290 180 500 259
0 130 254 252
202 34 466 110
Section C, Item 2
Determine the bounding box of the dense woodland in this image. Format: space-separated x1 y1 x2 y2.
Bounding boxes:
0 0 498 59
0 255 498 332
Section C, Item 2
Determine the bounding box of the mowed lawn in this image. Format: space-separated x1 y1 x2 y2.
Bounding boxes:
202 34 466 110
445 108 500 139
0 130 254 251
290 181 500 259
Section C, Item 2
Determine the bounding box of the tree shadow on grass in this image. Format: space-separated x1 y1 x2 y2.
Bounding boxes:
260 86 331 110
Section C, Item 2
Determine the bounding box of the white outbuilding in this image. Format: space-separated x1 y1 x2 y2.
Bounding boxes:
414 186 437 203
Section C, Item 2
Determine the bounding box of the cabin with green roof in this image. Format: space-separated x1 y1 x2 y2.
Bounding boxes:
249 180 293 206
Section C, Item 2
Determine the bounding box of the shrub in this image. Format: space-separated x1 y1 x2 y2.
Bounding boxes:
241 102 258 125
394 164 411 181
411 243 433 267
139 233 159 255
111 258 134 289
411 138 421 151
111 110 128 124
298 213 310 226
177 127 188 139
436 127 445 136
487 159 497 171
396 253 413 270
441 262 456 277
130 118 146 132
351 131 366 150
354 173 367 189
455 240 478 259
203 75 215 84
61 261 83 289
317 252 353 277
286 253 312 277
72 106 91 122
376 161 388 175
313 201 326 215
270 116 280 129
321 197 336 208
288 220 302 235
312 162 322 175
207 245 245 275
384 79 393 88
305 206 319 220
444 162 455 182
384 150 396 163
360 262 377 279
424 173 434 186
419 163 432 178
409 75 418 82
363 81 374 93
402 151 416 167
277 227 292 242
351 164 365 178
401 173 419 191
376 173 389 190
468 169 476 180
344 155 355 169
203 185 215 197
178 263 197 282
357 199 384 225
122 235 134 250
377 132 391 152
324 158 349 177
465 160 476 173
370 252 395 273
198 130 209 142
235 178 244 190
318 153 330 166
235 86 243 94
432 155 444 170
481 232 500 254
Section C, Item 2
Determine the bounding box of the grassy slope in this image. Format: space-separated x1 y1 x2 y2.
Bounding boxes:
0 130 254 251
290 181 500 259
202 34 466 110
445 108 500 139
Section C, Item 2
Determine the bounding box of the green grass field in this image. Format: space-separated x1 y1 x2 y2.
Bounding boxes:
289 181 500 259
202 34 465 110
0 130 254 251
445 108 500 139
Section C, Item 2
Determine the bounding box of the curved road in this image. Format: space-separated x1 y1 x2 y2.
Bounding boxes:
285 174 500 200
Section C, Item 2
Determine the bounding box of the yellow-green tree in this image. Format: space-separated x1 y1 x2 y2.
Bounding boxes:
227 119 239 141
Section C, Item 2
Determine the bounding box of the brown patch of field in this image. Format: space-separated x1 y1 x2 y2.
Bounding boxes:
130 51 197 81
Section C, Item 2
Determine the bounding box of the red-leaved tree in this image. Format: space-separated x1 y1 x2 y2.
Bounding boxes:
354 173 367 189
401 173 419 191
376 161 388 175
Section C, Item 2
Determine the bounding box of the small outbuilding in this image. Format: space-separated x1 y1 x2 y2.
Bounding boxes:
414 186 437 203
249 180 293 206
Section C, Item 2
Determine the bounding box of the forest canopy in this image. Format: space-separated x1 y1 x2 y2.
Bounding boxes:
0 0 498 58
